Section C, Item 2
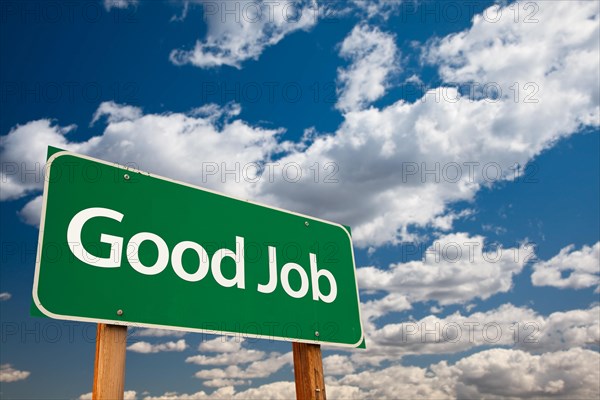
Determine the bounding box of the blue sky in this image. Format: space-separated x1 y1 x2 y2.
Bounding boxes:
1 1 599 398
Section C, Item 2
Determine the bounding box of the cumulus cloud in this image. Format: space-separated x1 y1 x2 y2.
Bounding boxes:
91 101 143 125
336 24 399 112
2 2 598 248
351 0 403 20
198 336 244 353
79 390 137 400
360 293 411 325
170 0 318 69
255 1 599 246
323 354 355 376
426 1 599 129
137 346 600 399
127 339 187 353
357 233 533 306
0 292 11 301
532 242 600 290
0 364 30 382
202 379 249 388
17 195 42 227
452 348 600 399
132 328 187 338
103 0 138 12
1 102 283 226
194 352 292 382
521 306 600 353
360 304 599 365
365 304 538 359
0 120 79 201
142 381 366 399
332 362 455 399
186 349 265 366
335 347 600 400
143 382 294 400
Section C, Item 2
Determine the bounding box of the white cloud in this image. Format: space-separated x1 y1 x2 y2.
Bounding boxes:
426 1 599 130
365 304 599 360
142 382 372 399
0 292 11 301
0 120 79 201
332 362 454 399
103 0 138 12
521 306 600 353
79 390 137 400
127 339 187 354
336 24 399 112
142 389 218 400
189 102 241 121
194 352 292 381
186 349 265 366
532 242 600 290
170 1 190 22
2 2 598 248
143 382 294 400
351 0 403 20
335 347 600 400
91 101 143 125
360 293 411 326
17 195 42 227
255 1 599 247
1 102 284 226
323 354 355 376
132 328 187 338
224 382 294 399
142 347 600 399
452 348 600 399
203 379 248 388
430 305 443 314
357 233 532 305
170 0 318 69
0 364 30 382
198 337 244 353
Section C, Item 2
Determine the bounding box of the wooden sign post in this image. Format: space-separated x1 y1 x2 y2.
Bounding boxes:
293 342 327 400
93 324 128 400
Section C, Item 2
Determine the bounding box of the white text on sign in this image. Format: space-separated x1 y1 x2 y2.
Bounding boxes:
66 207 338 303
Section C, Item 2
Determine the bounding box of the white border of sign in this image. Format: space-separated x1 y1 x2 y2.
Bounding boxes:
32 150 365 348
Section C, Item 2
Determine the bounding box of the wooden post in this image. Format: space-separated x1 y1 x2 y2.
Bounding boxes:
293 342 326 400
93 323 128 400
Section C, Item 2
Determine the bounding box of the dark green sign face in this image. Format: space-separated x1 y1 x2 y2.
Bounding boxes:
33 150 364 347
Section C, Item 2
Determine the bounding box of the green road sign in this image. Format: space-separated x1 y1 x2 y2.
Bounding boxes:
33 149 364 348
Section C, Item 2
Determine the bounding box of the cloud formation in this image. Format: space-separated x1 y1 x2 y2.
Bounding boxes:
358 233 533 306
336 24 399 112
0 101 282 206
132 328 187 338
532 242 600 290
139 347 600 399
256 0 599 246
79 390 137 400
103 0 138 12
193 352 292 382
127 339 188 354
170 0 318 69
0 364 30 382
360 304 600 365
2 3 598 248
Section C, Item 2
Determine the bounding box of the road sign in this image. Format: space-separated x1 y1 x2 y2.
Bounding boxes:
33 148 364 347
